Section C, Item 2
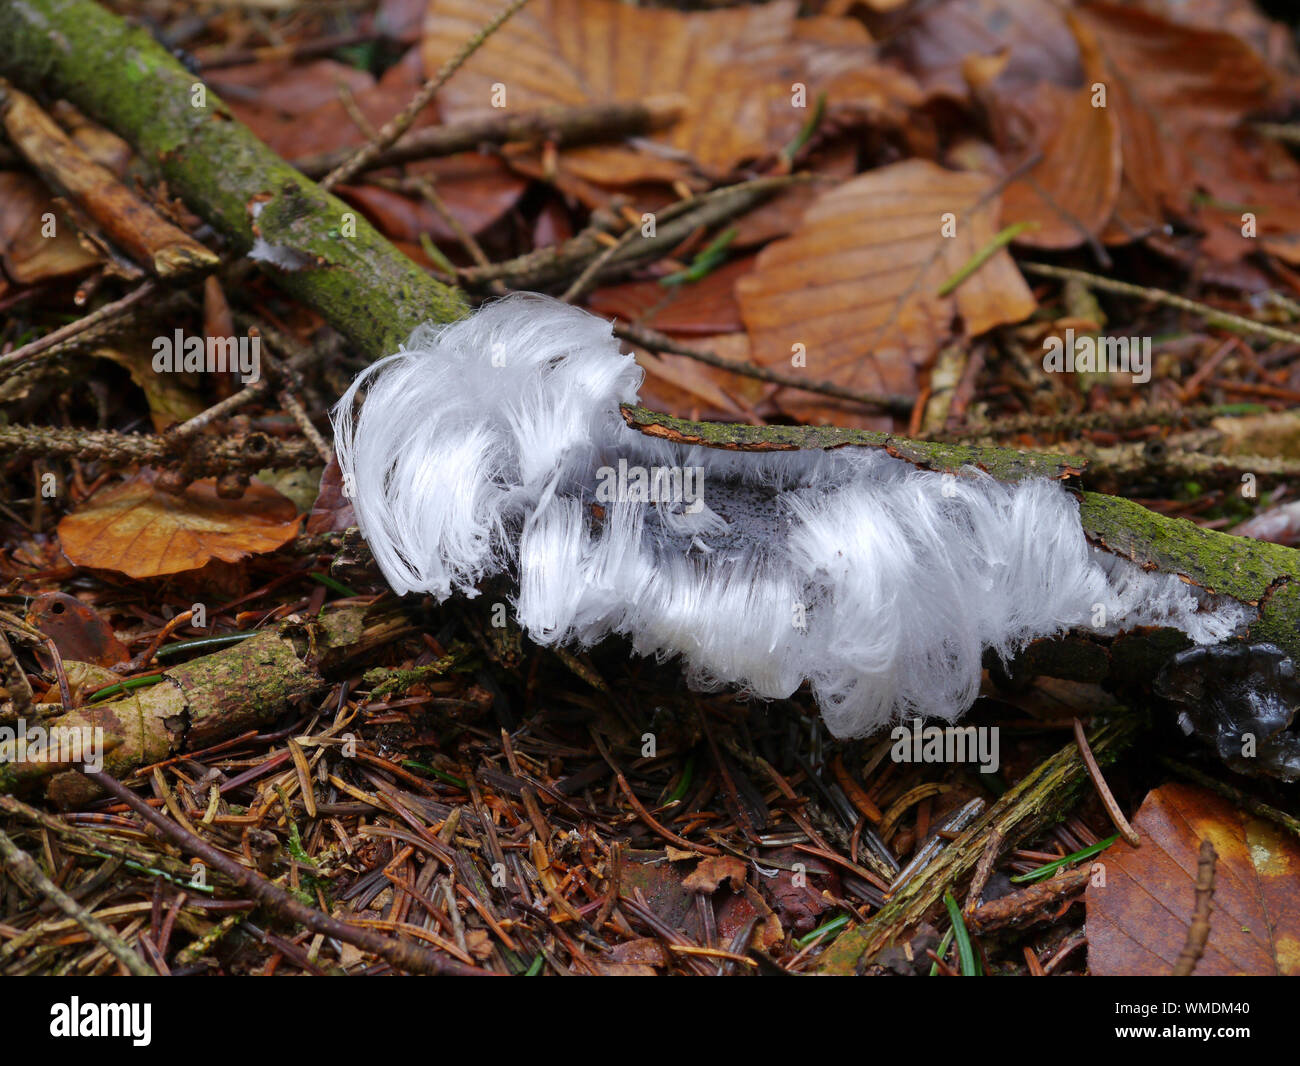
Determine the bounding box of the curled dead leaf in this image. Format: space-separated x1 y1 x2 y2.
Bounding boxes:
58 470 300 579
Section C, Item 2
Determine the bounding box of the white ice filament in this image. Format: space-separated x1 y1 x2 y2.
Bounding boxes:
331 295 1250 738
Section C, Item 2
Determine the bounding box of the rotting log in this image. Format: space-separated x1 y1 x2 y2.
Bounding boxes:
0 605 413 806
6 0 1291 668
0 0 467 358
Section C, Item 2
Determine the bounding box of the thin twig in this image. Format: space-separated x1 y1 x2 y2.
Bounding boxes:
562 217 642 304
81 768 491 976
1022 261 1300 349
0 824 156 975
279 389 332 463
166 381 269 441
1172 839 1217 976
0 279 156 371
0 423 319 476
1072 717 1139 847
321 0 532 190
614 321 913 414
1158 757 1300 842
294 97 683 179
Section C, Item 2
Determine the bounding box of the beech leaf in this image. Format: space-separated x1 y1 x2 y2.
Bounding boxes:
1086 782 1300 975
58 471 300 579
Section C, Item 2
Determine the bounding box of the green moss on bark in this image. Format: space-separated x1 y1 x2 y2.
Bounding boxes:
0 0 467 356
621 405 1085 481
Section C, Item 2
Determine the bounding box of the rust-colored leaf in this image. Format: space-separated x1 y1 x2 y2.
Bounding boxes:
1075 3 1289 245
1086 782 1300 975
586 257 751 336
995 16 1123 249
632 334 768 424
27 591 127 669
889 0 1083 99
306 456 357 535
422 0 911 180
683 855 748 894
58 470 300 579
735 158 1036 423
0 172 100 284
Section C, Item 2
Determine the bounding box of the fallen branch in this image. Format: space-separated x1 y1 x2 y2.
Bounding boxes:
622 407 1300 667
0 423 320 478
0 0 467 359
296 97 684 180
0 605 410 803
966 865 1092 934
457 176 804 290
0 79 219 281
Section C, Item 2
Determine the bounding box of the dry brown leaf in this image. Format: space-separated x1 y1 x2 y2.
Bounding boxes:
682 855 748 894
422 0 908 181
1125 0 1298 67
27 591 128 669
589 959 658 976
995 16 1122 249
1086 782 1300 975
1076 3 1289 246
586 257 752 336
888 0 1083 99
633 335 769 425
306 456 357 536
610 938 668 967
221 50 526 240
0 172 100 284
735 158 1036 423
58 470 300 579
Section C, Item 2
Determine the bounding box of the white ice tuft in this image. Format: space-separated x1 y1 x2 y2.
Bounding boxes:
331 294 1251 738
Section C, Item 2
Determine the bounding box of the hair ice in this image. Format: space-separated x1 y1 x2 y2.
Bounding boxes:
331 294 1251 738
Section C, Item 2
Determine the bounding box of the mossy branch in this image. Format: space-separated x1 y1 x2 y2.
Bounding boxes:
0 0 467 357
624 408 1300 665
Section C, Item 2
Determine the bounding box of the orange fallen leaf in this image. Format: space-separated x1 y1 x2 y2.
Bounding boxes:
994 15 1123 249
683 855 748 894
27 591 128 669
58 470 300 579
422 0 911 181
1075 3 1290 248
735 158 1036 424
0 172 100 284
1086 782 1300 975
